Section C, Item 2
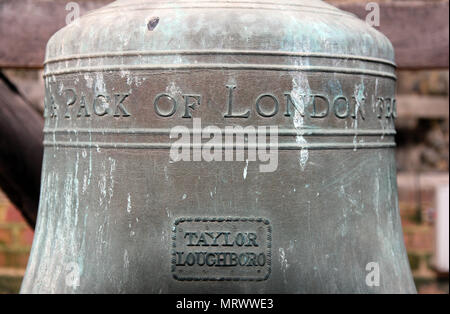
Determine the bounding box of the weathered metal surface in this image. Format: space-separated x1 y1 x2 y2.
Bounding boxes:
21 0 416 293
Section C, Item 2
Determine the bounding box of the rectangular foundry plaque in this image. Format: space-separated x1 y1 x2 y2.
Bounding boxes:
172 217 272 281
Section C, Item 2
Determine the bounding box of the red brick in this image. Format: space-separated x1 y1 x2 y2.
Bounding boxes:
418 283 448 294
414 234 434 251
420 189 436 204
403 233 411 247
13 252 30 268
20 228 34 247
0 250 30 268
398 189 417 203
404 230 434 252
5 205 25 223
0 251 6 267
0 228 12 246
0 205 6 222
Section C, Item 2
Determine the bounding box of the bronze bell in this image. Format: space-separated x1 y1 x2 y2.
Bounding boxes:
21 0 416 293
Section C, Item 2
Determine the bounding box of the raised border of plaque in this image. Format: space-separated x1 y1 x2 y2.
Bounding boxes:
171 217 272 281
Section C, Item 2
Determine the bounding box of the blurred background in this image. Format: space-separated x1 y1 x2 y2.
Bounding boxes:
0 0 448 293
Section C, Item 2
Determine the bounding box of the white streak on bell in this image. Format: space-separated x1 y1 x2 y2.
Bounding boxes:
243 159 249 180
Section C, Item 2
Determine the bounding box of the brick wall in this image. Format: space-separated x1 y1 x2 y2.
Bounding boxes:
0 191 33 269
0 190 33 293
398 173 449 293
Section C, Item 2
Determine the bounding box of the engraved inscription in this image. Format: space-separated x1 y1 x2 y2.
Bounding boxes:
172 217 271 281
45 84 396 121
44 89 130 119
